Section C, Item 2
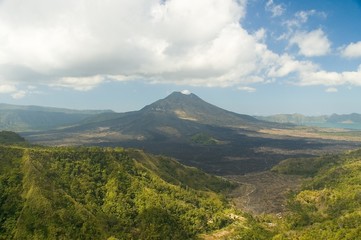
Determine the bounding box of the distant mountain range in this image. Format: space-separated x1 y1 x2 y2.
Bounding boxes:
256 113 361 129
0 103 112 131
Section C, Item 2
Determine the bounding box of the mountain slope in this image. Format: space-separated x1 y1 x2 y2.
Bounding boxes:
0 131 26 144
141 92 264 128
0 144 236 239
53 91 271 139
328 113 361 124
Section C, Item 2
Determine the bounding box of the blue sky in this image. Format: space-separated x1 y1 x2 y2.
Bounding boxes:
0 0 360 115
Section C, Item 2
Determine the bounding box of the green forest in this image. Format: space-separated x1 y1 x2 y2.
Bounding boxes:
0 144 236 239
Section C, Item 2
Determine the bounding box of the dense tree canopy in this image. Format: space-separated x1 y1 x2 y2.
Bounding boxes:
0 145 235 239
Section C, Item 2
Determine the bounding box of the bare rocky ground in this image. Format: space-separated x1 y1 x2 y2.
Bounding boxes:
226 171 304 215
200 172 303 239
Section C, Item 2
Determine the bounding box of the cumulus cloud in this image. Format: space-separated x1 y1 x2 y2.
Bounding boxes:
0 0 359 97
298 65 361 87
341 41 361 58
0 0 279 91
0 83 26 99
6 0 293 91
54 75 105 91
265 0 285 17
290 29 331 57
267 54 317 78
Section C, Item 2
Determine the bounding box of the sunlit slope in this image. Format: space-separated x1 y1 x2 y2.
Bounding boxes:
271 149 361 239
0 145 234 239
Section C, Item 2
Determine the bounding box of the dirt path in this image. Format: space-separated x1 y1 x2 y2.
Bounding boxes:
226 171 304 215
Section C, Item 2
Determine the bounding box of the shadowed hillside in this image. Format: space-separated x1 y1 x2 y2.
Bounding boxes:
0 131 26 144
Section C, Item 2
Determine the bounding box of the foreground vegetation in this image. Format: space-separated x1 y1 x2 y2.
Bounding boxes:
0 144 239 239
269 149 361 239
0 132 272 240
3 130 361 239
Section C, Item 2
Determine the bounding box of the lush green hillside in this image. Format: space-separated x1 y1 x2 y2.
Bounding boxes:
0 144 242 239
10 131 361 239
270 149 361 239
271 154 340 177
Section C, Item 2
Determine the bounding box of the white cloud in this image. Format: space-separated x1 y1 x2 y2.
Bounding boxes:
0 0 268 91
299 71 342 86
280 10 327 41
290 29 331 57
341 65 361 86
265 0 285 17
295 10 315 23
325 87 338 93
11 90 26 99
298 65 361 87
238 86 256 92
0 84 17 93
55 75 105 91
295 10 326 23
267 54 317 78
0 83 27 98
253 28 266 42
181 89 191 95
341 41 361 58
0 0 359 96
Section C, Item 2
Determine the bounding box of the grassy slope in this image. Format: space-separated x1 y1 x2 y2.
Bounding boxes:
0 145 239 239
128 149 235 192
